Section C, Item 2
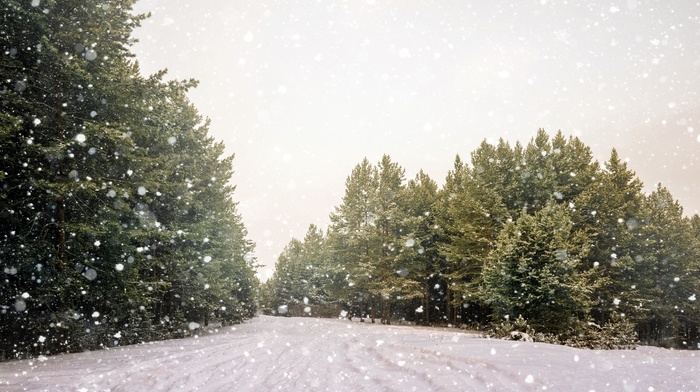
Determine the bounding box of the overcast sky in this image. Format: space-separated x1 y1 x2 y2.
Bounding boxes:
130 0 700 280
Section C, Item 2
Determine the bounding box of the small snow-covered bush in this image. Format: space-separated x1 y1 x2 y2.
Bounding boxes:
487 315 536 342
565 315 638 350
510 331 534 342
488 313 637 349
536 313 637 350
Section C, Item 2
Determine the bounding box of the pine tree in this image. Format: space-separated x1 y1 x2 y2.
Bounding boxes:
375 155 408 324
548 131 599 206
399 170 441 324
469 139 522 212
631 186 700 347
300 224 334 312
433 155 469 323
328 158 380 320
482 202 595 333
574 149 645 325
1 0 155 357
687 214 700 347
265 225 335 317
518 129 556 211
435 153 509 325
1 0 258 358
271 239 305 313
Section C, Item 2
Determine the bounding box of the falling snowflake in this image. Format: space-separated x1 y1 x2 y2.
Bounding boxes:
85 49 98 61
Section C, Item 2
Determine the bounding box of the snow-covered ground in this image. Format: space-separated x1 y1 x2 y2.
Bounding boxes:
1 315 698 391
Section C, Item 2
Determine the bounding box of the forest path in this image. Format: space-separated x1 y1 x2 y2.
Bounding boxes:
1 315 698 391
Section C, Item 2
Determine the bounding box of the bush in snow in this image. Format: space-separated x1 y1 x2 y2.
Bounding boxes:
489 313 637 350
563 313 638 350
488 315 537 342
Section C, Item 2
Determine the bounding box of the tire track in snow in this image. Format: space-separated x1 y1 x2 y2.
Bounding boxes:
2 316 699 391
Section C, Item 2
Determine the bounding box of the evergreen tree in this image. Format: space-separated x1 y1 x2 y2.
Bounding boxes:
328 158 380 320
574 149 645 325
518 129 556 211
265 225 335 317
436 153 509 325
271 238 305 312
632 186 700 347
299 224 334 311
482 202 595 333
433 155 469 324
398 170 441 324
1 0 155 357
1 0 258 359
548 131 599 206
374 155 409 324
469 139 522 212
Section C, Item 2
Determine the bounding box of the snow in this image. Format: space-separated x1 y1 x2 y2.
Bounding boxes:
84 49 98 61
243 31 254 43
1 315 697 391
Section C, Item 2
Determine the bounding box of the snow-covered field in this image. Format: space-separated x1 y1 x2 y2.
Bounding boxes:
1 315 698 392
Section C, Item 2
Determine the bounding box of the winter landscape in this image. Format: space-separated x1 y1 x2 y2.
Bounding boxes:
3 1 700 391
1 315 698 392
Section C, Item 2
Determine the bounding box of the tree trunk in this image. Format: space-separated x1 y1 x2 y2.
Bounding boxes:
359 294 365 322
56 195 66 265
381 298 385 324
424 281 430 324
386 300 391 325
54 85 66 267
446 288 454 325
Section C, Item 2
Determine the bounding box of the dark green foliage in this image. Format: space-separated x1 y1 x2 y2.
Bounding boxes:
1 0 257 360
575 149 646 325
327 158 381 320
561 314 638 350
489 313 638 350
435 153 509 325
400 170 442 325
262 225 337 317
630 186 700 347
482 202 595 333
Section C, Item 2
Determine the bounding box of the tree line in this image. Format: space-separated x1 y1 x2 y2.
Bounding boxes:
1 0 257 360
261 130 700 349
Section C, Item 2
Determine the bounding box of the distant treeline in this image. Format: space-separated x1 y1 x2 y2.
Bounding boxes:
261 129 700 349
1 1 257 360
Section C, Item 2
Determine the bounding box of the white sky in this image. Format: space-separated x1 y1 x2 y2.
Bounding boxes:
130 0 700 280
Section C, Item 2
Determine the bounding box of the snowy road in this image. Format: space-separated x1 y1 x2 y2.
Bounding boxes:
1 315 698 391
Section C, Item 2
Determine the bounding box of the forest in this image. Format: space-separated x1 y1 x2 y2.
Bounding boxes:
1 1 258 360
261 130 700 349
